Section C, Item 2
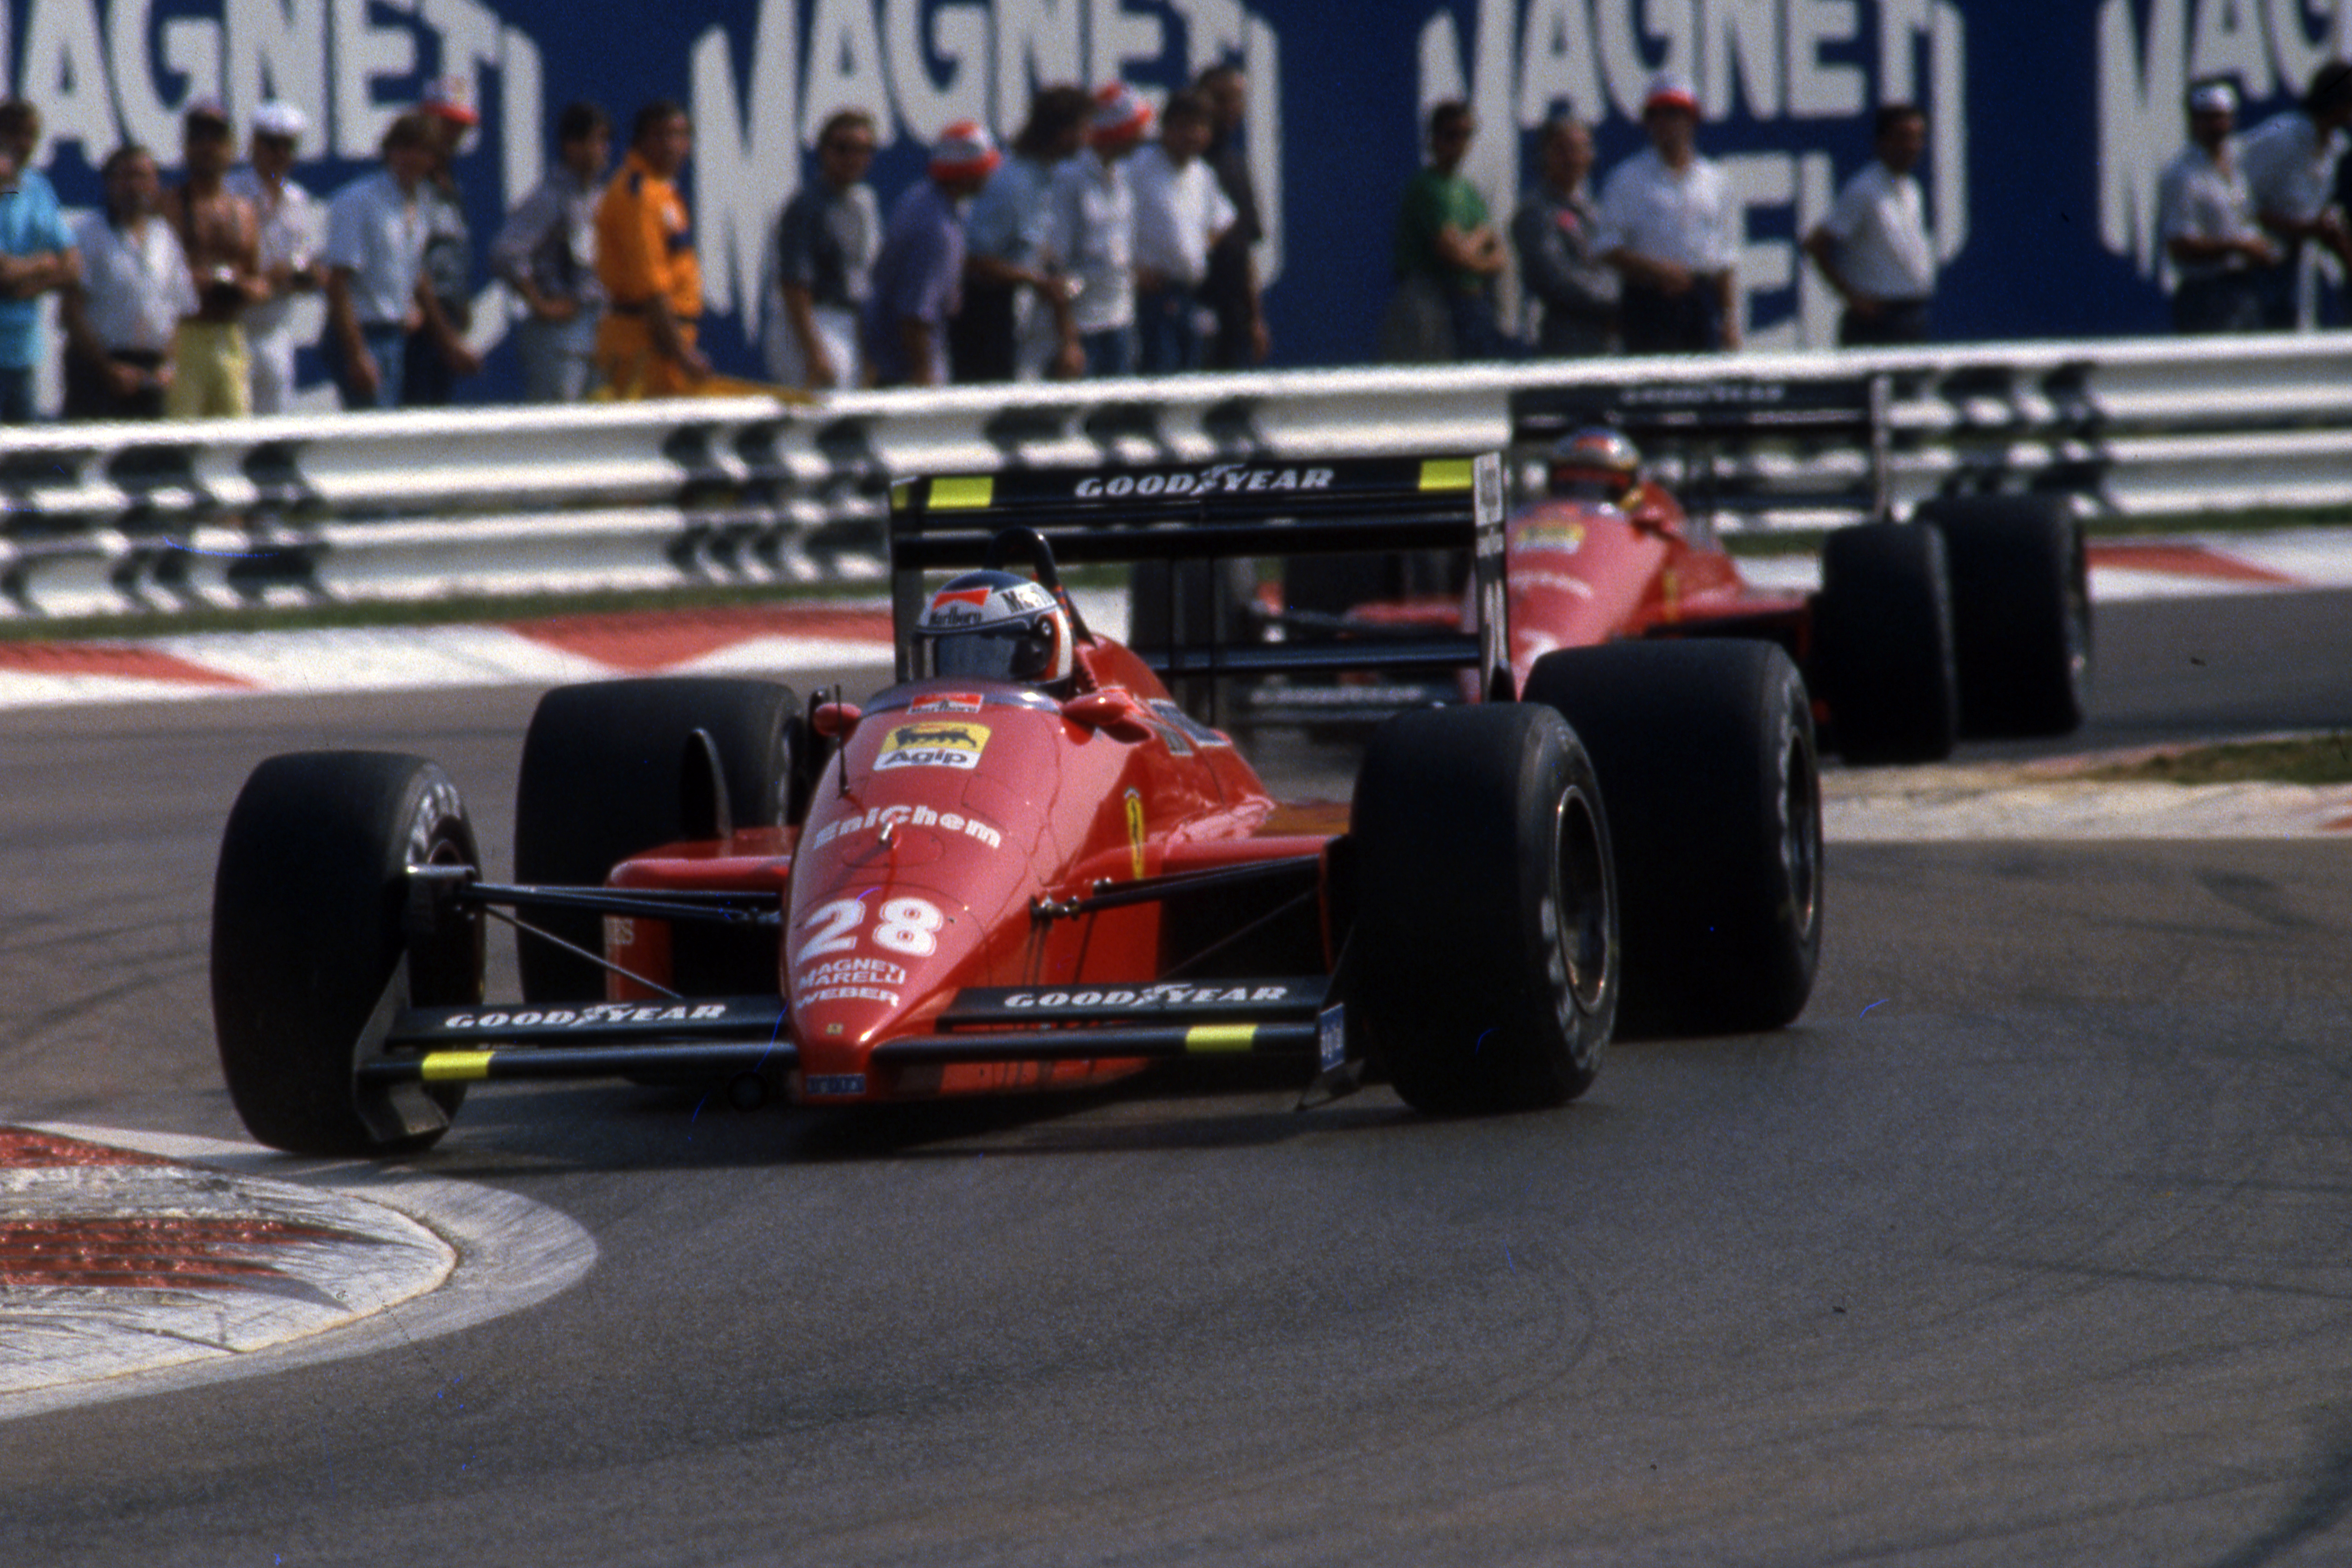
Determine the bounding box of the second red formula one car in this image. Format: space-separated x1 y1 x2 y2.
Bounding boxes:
1259 427 2090 766
210 454 1823 1160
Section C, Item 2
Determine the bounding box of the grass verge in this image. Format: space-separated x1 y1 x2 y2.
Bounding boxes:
2082 733 2352 787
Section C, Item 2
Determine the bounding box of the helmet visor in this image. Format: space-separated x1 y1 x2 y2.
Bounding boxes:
927 621 1054 681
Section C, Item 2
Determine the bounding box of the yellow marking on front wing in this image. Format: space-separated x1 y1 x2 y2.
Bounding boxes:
420 1051 495 1083
1419 458 1475 491
1184 1025 1258 1054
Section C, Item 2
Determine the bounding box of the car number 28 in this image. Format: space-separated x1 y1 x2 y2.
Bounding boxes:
796 896 945 963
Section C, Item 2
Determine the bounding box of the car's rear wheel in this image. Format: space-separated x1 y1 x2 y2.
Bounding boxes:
1816 520 1958 765
1350 704 1616 1114
212 751 484 1156
1918 495 2091 738
1526 640 1822 1036
514 678 805 1002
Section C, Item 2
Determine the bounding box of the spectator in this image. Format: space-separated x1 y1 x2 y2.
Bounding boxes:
403 77 483 404
954 84 1088 383
2157 80 2273 335
765 108 878 392
225 101 323 414
321 112 436 410
595 100 708 397
492 101 611 403
1802 103 1936 347
1129 88 1234 374
0 100 77 422
1195 63 1268 368
1512 114 1616 357
862 122 1000 387
1047 83 1154 377
2238 60 2352 328
160 99 263 418
62 145 194 420
1382 100 1509 363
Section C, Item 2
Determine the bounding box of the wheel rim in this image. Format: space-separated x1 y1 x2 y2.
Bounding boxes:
1549 784 1612 1017
1781 730 1822 939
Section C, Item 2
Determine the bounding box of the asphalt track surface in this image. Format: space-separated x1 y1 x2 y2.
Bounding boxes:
4 590 2351 1566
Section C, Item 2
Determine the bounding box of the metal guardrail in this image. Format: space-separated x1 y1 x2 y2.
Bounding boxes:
1 334 2344 620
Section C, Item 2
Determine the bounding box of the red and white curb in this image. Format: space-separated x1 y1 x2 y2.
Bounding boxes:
0 1124 595 1422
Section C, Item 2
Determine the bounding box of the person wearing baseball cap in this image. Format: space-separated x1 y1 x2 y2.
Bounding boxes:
224 101 322 413
1597 71 1740 354
861 121 1000 386
160 97 265 417
2156 79 2274 334
1043 82 1154 376
402 75 483 404
1802 103 1938 346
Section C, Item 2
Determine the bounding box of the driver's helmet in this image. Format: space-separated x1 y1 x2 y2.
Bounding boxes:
911 569 1075 687
1547 427 1643 504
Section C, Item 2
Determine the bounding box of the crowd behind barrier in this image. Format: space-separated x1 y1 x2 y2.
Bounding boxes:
1 332 2344 622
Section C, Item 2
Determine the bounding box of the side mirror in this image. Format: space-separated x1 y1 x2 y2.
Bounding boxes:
811 701 862 739
1062 690 1154 744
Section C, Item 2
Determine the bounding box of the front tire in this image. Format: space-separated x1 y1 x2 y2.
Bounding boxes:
514 678 805 1002
1350 704 1617 1114
211 752 484 1157
1526 640 1822 1036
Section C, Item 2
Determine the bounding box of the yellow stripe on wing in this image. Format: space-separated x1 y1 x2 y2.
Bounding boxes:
1183 1025 1258 1054
1418 458 1476 491
419 1051 495 1083
929 476 997 510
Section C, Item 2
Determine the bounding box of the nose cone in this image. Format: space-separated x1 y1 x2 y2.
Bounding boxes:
787 884 985 1097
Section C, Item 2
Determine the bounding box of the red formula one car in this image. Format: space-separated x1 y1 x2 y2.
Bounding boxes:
1263 427 2090 765
210 454 1823 1159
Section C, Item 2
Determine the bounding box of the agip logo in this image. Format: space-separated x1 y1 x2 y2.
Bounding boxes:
877 721 991 771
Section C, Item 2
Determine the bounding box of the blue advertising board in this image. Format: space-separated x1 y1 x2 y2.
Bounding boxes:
4 0 2337 403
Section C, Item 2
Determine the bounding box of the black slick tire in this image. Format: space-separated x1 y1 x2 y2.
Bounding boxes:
1525 640 1823 1036
1816 521 1959 764
1917 495 2091 737
211 751 484 1157
513 678 803 1002
1349 703 1617 1114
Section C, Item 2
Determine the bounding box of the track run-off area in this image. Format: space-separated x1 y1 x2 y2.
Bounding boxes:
2 563 2351 1565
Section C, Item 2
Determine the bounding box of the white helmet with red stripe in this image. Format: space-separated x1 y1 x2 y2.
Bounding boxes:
913 570 1075 687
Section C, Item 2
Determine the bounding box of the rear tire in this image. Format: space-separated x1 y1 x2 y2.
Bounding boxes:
1350 704 1617 1114
1816 521 1958 765
1526 640 1822 1036
514 678 804 1002
1918 495 2091 738
212 752 484 1157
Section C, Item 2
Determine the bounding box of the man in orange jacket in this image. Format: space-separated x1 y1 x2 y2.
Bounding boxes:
594 100 709 397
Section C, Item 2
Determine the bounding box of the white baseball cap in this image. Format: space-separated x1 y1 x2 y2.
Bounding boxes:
251 101 308 140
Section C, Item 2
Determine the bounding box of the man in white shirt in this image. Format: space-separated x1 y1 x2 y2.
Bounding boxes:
1128 88 1234 374
1597 72 1739 354
2156 80 2274 334
1802 104 1936 346
321 113 436 409
225 102 323 413
61 144 195 420
1047 83 1152 377
2237 60 2352 328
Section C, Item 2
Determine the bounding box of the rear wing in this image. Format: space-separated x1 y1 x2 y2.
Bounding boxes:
1515 377 1893 522
888 454 1510 697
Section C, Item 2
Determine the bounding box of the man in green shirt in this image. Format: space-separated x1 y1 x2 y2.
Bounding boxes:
1384 100 1510 361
